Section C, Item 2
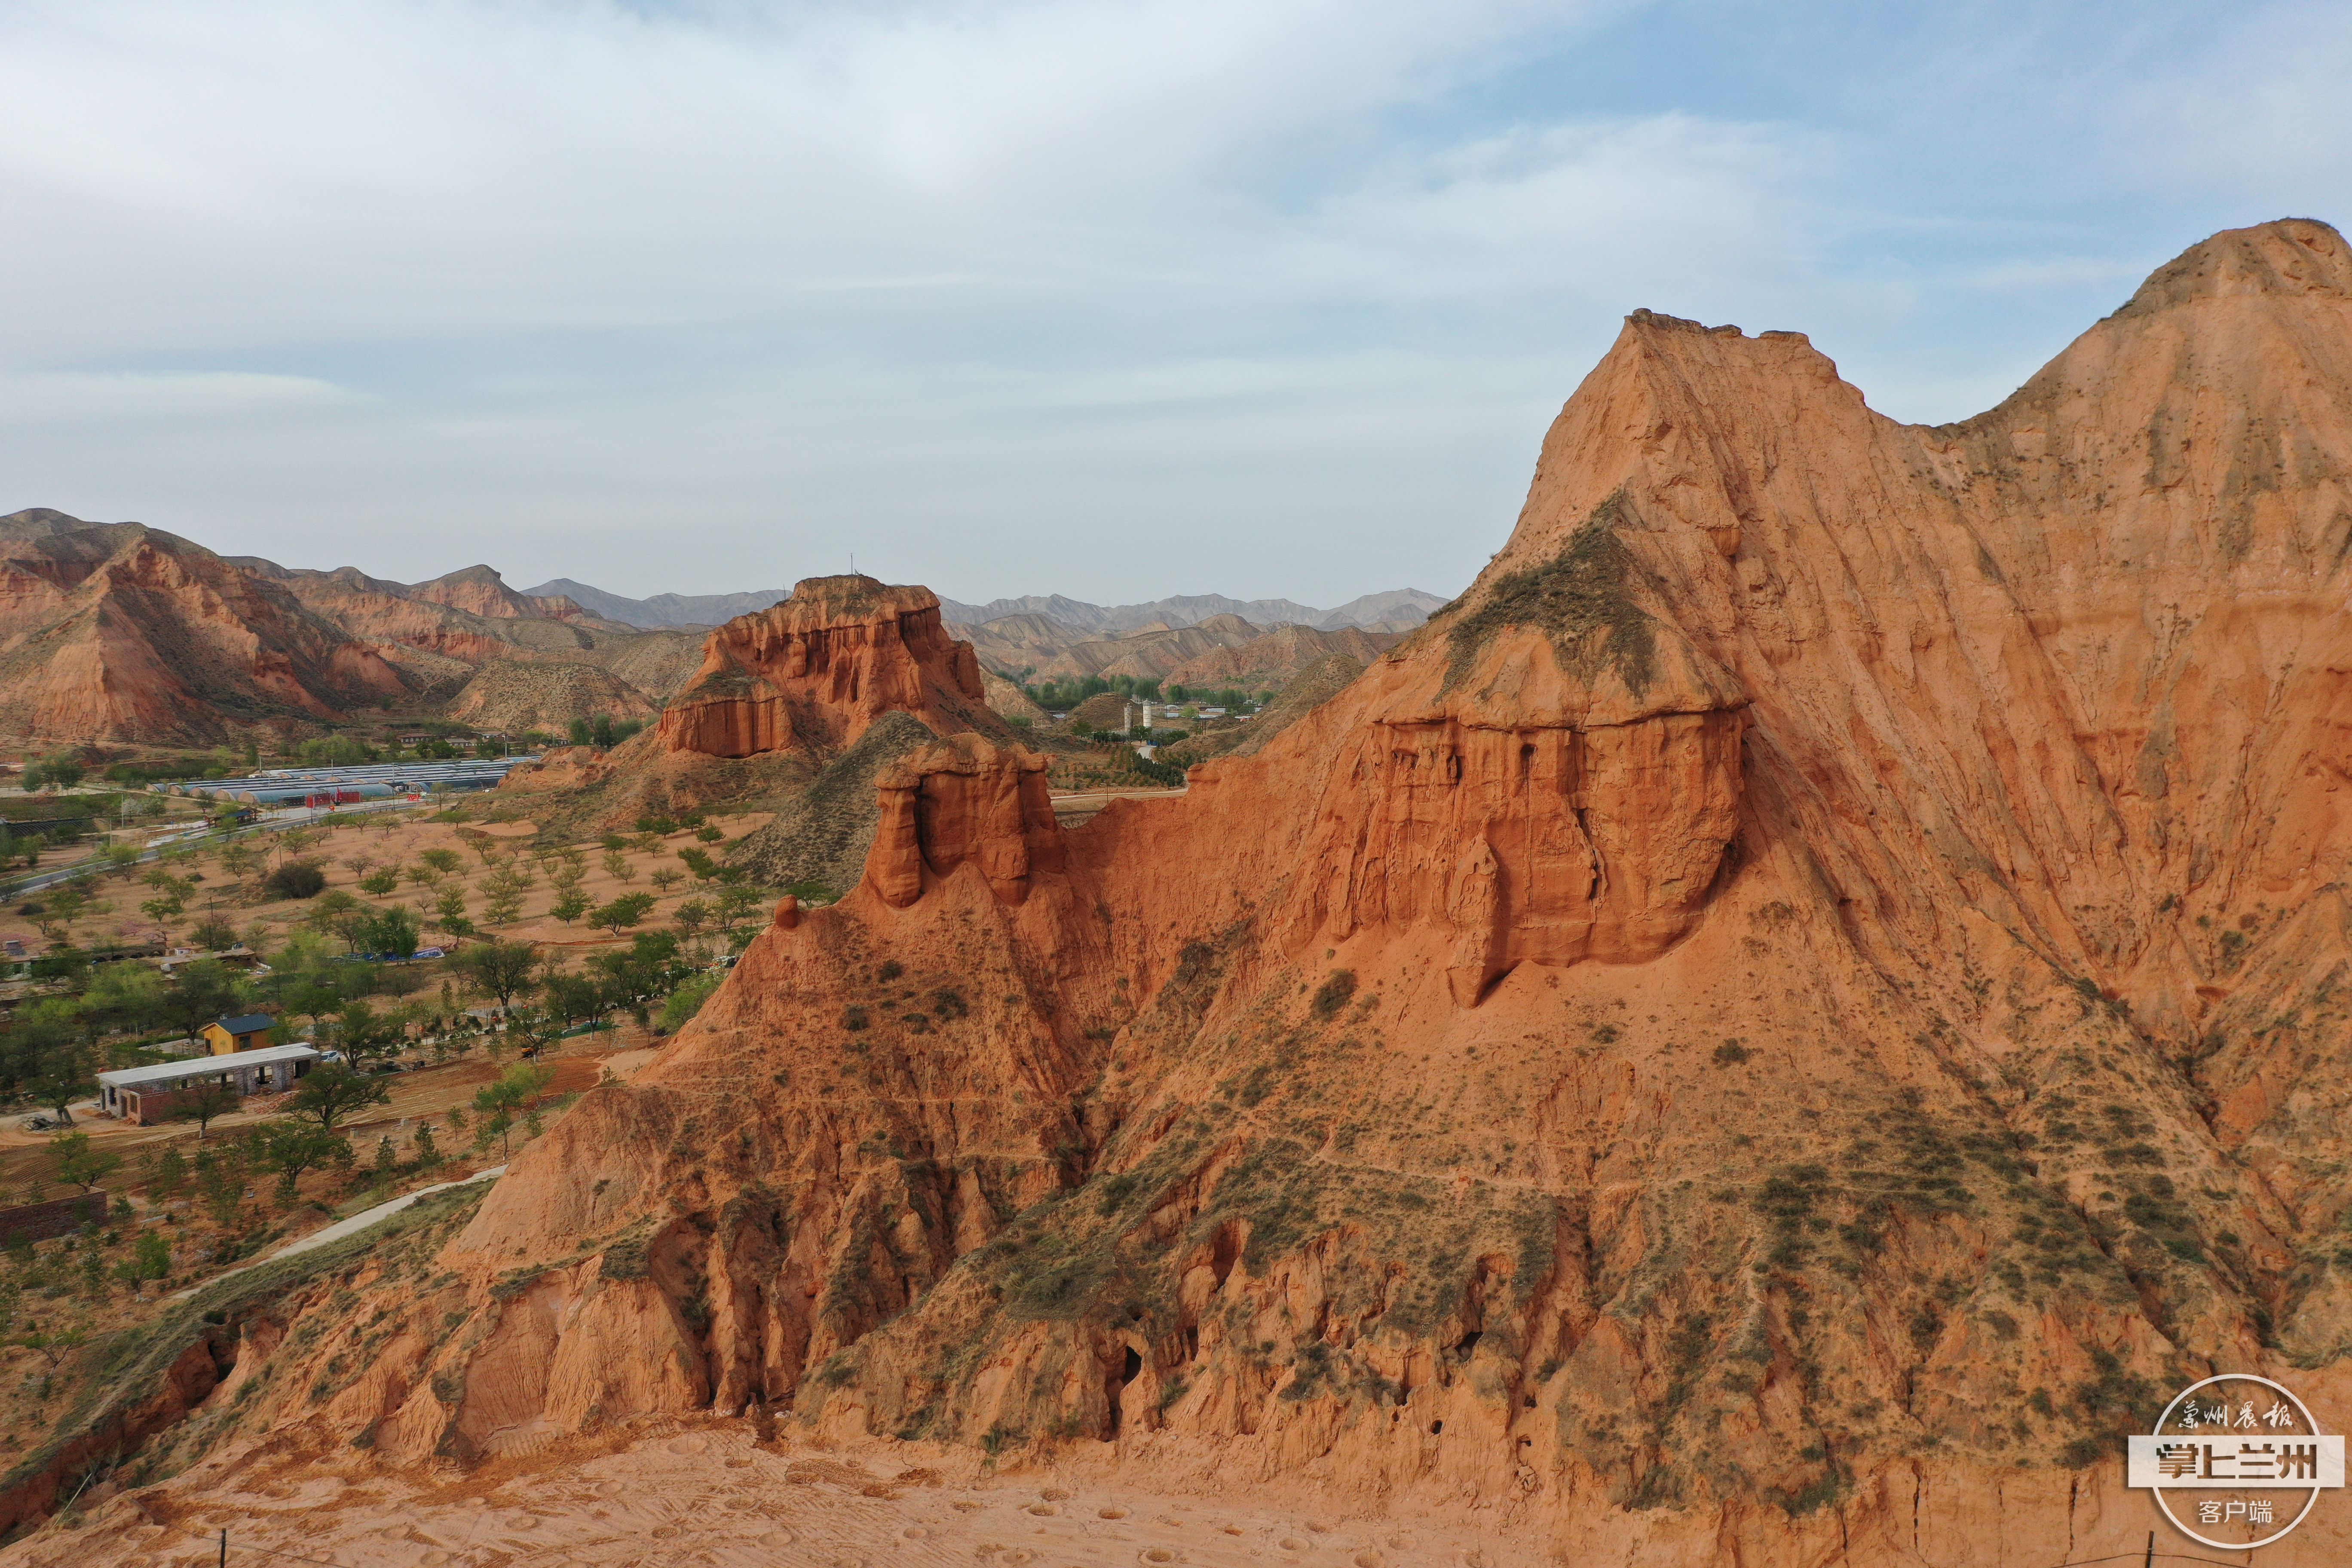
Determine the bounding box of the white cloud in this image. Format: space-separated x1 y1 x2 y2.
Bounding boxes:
0 371 358 419
3 2 2348 600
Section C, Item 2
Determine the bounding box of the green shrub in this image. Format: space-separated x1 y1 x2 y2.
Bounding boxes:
262 862 327 900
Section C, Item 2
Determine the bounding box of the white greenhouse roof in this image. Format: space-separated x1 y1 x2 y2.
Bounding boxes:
98 1043 320 1090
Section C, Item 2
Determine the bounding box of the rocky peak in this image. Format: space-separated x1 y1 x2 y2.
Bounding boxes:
2108 216 2352 318
405 563 545 620
656 574 990 758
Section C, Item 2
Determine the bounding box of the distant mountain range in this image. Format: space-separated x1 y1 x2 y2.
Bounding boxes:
524 580 1447 634
0 503 1449 744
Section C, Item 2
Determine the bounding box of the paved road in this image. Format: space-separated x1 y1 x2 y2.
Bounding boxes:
167 1162 508 1302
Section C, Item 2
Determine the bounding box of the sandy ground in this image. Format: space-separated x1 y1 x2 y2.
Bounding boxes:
11 1419 1539 1568
0 804 776 965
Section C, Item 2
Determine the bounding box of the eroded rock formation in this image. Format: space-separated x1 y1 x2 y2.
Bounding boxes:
0 517 409 742
657 576 992 758
869 734 1065 908
182 220 2352 1565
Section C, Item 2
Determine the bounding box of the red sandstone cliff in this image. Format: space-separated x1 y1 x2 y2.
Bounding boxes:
656 575 994 758
178 221 2352 1564
0 517 410 742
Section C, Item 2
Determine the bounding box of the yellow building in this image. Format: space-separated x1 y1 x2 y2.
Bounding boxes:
201 1014 274 1056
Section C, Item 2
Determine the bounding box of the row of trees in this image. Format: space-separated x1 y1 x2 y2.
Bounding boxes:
1162 684 1271 708
565 714 646 749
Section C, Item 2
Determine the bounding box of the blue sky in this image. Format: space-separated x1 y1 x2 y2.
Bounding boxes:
3 0 2345 606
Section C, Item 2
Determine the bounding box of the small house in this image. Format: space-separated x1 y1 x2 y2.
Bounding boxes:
97 1043 321 1126
202 1014 275 1055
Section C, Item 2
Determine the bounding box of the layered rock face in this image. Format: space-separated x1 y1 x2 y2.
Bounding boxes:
868 734 1066 908
0 518 408 742
228 222 2352 1564
657 576 992 758
0 521 704 742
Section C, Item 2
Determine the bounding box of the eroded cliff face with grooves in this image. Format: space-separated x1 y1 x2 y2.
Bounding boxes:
213 221 2352 1564
657 576 993 758
0 521 409 742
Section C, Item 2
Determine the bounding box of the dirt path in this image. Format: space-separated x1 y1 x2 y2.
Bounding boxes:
166 1165 507 1302
7 1419 1535 1567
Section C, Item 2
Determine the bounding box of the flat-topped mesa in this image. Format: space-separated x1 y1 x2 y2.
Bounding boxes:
656 575 988 758
866 733 1063 907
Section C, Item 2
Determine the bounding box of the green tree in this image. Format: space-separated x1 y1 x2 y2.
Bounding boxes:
282 975 346 1032
49 1131 121 1192
544 972 613 1035
159 957 249 1045
411 1121 442 1170
714 884 766 940
472 1062 555 1156
148 1145 188 1201
451 938 541 1014
417 848 463 877
590 892 656 935
325 1001 406 1069
676 846 720 882
253 1120 352 1205
549 887 591 925
261 861 326 899
187 915 240 951
306 888 360 932
167 1080 243 1139
283 1064 392 1133
83 961 165 1036
354 904 422 959
433 884 473 937
358 867 400 896
31 885 88 943
194 1142 248 1228
21 751 86 791
116 1229 171 1287
591 930 686 1023
657 971 723 1032
24 1042 95 1127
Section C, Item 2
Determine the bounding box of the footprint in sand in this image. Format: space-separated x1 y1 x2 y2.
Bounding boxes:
1384 1534 1417 1549
756 1529 797 1548
1097 1507 1130 1519
667 1435 710 1455
1350 1553 1386 1568
1024 1503 1061 1517
1139 1550 1184 1565
1277 1537 1311 1556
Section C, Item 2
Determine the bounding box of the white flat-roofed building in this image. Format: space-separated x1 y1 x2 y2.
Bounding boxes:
96 1043 321 1126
